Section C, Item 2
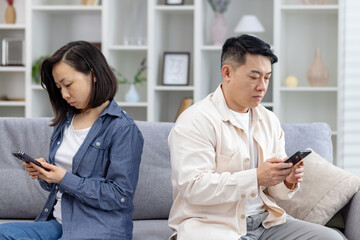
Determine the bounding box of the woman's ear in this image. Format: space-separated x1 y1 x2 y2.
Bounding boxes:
221 64 232 83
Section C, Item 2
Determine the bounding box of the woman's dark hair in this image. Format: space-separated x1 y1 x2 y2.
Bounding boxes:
41 41 117 126
221 34 278 69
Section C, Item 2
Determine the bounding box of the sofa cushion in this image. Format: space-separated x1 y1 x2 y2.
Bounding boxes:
132 121 174 220
133 220 173 240
277 149 360 225
282 122 333 163
0 117 52 219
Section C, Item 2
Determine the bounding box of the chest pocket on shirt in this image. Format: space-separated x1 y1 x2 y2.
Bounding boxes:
77 138 108 177
216 151 246 173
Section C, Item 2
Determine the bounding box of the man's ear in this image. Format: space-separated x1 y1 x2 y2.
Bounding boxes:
221 64 232 82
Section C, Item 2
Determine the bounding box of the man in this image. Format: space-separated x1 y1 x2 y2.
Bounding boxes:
168 35 343 240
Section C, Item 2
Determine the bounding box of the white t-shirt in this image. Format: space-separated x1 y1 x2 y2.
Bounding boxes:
230 109 265 217
52 117 90 224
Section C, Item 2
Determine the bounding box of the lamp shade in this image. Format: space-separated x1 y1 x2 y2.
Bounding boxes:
234 15 265 33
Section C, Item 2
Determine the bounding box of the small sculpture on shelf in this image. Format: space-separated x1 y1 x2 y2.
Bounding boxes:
5 0 16 24
301 0 328 4
113 57 147 103
207 0 231 45
285 75 299 88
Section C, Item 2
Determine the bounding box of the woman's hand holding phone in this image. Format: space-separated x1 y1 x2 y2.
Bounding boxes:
23 158 66 184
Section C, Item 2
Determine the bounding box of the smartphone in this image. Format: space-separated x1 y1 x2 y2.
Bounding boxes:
12 151 50 171
284 150 312 165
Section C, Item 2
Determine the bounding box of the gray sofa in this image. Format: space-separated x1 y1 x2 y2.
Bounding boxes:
0 118 359 240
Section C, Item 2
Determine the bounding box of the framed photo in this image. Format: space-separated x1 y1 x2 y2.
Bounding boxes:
165 0 184 5
162 52 190 86
1 38 25 66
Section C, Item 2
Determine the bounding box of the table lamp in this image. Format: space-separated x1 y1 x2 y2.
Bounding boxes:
234 15 265 35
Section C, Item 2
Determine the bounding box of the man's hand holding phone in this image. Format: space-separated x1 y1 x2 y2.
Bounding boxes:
257 157 294 187
283 150 310 188
257 150 309 188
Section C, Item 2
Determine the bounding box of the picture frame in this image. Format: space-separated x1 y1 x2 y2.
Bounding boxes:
162 52 190 86
165 0 184 5
1 38 25 66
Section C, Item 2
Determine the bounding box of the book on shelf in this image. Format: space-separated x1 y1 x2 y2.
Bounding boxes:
175 97 193 122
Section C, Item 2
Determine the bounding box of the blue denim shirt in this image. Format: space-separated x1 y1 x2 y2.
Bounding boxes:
35 99 144 240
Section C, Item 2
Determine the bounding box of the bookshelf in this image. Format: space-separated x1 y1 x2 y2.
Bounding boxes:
0 0 343 164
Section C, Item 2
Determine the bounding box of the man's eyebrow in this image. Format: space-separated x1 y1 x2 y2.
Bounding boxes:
250 70 272 75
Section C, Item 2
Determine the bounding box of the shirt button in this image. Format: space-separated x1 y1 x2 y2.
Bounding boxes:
57 141 61 145
241 215 245 219
121 198 125 203
96 142 101 147
44 208 49 213
55 186 58 190
241 194 246 199
251 193 256 198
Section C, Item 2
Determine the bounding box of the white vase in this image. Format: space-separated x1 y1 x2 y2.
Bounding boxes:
211 13 228 45
125 84 140 102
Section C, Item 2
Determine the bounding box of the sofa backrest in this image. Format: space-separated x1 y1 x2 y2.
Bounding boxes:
0 117 52 219
0 118 333 221
282 122 333 163
132 121 174 220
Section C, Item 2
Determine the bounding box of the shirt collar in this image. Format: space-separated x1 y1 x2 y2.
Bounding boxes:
211 84 262 126
65 99 123 123
100 99 123 118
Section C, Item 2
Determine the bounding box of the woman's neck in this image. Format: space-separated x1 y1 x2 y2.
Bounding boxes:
72 100 110 130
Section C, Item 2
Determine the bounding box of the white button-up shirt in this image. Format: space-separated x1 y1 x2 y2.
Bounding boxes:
168 85 298 240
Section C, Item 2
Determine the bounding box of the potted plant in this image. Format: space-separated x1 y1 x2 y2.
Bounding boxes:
113 57 147 102
32 55 49 85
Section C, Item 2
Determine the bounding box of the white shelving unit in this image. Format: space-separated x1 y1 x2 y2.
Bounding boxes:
0 0 27 117
0 0 342 163
102 0 148 121
273 0 342 164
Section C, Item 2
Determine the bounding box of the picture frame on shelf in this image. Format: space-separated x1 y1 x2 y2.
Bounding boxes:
165 0 184 5
162 52 190 86
1 38 25 66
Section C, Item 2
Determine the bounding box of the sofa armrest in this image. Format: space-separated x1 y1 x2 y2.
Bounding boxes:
342 190 360 240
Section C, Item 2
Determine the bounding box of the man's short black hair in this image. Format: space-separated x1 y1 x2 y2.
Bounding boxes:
221 34 278 68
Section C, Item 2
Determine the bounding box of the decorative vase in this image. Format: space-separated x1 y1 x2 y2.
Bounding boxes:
211 13 228 45
125 84 140 102
5 5 16 24
307 48 329 87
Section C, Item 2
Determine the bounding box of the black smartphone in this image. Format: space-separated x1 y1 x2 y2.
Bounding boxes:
12 151 50 171
284 150 312 165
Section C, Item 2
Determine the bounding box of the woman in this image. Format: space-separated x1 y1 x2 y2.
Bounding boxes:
0 41 144 239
